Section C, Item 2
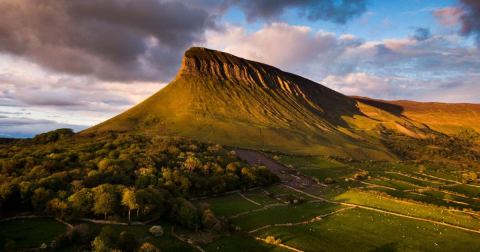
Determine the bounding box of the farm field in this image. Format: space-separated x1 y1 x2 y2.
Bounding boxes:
0 218 67 250
2 153 480 252
256 208 480 252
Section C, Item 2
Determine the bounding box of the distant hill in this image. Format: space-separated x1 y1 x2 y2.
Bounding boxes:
353 97 480 135
84 47 480 160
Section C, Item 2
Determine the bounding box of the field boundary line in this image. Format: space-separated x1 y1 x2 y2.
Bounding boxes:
230 203 285 219
385 171 446 185
239 192 262 206
248 206 354 234
360 181 398 191
254 237 304 252
283 185 480 235
414 172 461 184
171 226 205 252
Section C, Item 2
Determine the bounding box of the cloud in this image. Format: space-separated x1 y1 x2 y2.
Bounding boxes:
0 116 87 138
227 0 368 24
205 23 363 77
458 0 480 45
322 72 396 98
206 22 480 103
412 27 431 41
0 0 216 82
433 7 463 27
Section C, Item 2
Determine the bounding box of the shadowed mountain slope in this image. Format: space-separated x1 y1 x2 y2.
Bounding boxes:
85 47 477 159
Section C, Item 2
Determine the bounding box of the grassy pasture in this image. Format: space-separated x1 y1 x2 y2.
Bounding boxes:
201 193 262 217
442 184 480 198
78 221 195 252
231 202 342 231
0 218 67 250
243 189 280 205
203 233 281 252
382 172 442 187
265 184 318 201
335 189 480 230
257 208 480 252
278 155 358 182
365 178 418 190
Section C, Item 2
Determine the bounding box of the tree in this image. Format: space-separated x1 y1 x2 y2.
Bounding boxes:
46 198 68 218
174 198 200 229
92 226 116 252
31 187 53 212
183 156 201 172
68 188 93 217
118 231 138 252
138 242 160 252
92 184 118 220
121 188 138 221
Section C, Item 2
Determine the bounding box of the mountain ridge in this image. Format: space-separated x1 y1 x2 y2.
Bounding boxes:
84 47 479 160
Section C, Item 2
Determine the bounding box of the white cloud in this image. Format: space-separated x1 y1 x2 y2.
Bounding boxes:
205 23 480 103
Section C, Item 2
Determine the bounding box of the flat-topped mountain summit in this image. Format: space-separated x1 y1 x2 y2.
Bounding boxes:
85 47 480 159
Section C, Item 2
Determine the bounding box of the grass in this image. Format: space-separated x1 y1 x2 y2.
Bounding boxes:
0 218 67 250
257 208 480 252
382 172 442 187
365 178 418 190
278 155 357 182
243 189 280 205
335 189 480 230
442 184 480 198
81 221 195 251
231 202 343 231
203 234 282 252
265 184 317 200
201 193 262 217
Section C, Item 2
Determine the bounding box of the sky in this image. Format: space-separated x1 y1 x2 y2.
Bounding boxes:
1 0 480 137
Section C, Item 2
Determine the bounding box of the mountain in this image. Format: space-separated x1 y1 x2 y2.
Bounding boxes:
84 47 479 159
354 97 480 135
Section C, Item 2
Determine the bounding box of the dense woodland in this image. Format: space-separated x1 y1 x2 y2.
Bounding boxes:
0 129 278 230
381 127 480 166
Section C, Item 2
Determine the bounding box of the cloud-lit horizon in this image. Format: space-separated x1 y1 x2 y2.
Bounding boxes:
1 0 479 137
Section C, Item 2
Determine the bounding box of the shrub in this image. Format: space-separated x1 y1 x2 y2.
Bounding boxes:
265 235 282 245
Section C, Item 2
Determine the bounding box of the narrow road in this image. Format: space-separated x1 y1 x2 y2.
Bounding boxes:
235 149 325 188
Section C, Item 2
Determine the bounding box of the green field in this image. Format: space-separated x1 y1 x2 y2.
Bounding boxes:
203 234 282 252
257 208 480 252
365 178 418 190
243 189 281 205
278 155 357 182
200 193 262 217
232 202 343 231
335 189 480 230
0 218 67 250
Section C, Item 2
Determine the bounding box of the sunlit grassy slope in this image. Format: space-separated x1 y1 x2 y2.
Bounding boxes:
84 47 479 159
355 97 480 135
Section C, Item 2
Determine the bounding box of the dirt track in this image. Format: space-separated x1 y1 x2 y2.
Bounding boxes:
234 149 324 188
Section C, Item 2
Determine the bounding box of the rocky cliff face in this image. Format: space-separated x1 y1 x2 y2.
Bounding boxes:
177 47 357 114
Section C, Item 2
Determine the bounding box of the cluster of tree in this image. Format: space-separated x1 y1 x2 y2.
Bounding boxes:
0 129 278 229
50 224 161 252
380 128 480 165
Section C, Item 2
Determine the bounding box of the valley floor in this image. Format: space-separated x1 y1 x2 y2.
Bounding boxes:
199 150 480 251
2 150 480 251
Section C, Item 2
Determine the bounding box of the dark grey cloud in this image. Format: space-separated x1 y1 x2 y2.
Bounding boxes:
460 0 480 46
0 0 216 82
228 0 368 23
412 27 431 41
0 0 369 83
